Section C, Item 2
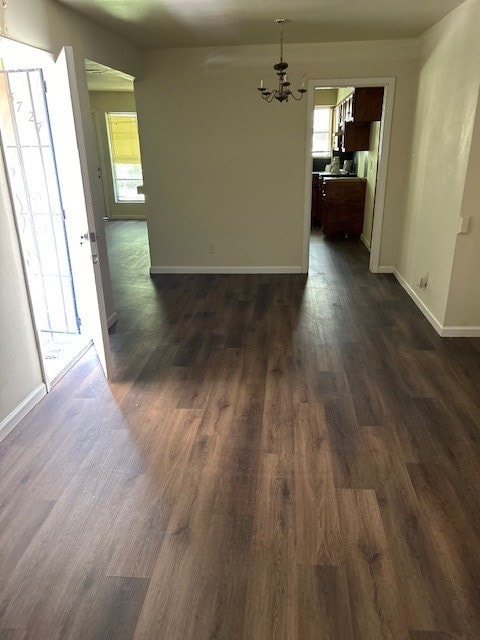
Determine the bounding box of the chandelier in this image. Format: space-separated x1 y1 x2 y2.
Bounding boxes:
257 19 307 103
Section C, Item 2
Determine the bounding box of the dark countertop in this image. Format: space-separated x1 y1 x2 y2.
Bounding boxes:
313 171 358 178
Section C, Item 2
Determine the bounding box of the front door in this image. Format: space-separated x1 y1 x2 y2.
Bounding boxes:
0 43 113 379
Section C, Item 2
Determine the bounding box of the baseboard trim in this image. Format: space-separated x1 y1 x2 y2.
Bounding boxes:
378 267 479 337
391 268 444 335
107 215 146 221
360 233 371 251
377 266 395 274
0 384 47 443
150 265 303 275
107 312 118 328
441 326 480 337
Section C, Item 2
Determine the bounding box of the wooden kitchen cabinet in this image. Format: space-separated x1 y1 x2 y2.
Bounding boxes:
311 174 321 226
321 177 367 238
335 121 370 152
349 87 384 122
333 87 384 152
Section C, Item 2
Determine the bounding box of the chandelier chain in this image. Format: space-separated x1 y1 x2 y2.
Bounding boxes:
279 21 284 63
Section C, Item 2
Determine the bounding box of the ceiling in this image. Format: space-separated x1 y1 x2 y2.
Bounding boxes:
85 59 134 91
59 0 466 49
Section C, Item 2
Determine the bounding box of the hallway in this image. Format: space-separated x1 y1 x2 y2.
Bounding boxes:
0 222 480 639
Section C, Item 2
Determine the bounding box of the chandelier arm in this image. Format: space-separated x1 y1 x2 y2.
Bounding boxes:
290 91 304 101
262 91 276 103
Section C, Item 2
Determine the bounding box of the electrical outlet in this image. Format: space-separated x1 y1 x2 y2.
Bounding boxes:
418 274 428 289
207 242 215 254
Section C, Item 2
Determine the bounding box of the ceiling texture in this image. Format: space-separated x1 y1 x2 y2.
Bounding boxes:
59 0 466 49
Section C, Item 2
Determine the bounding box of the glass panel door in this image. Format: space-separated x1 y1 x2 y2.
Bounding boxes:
0 68 86 381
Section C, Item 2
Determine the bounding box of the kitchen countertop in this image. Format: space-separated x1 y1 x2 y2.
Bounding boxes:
313 171 358 178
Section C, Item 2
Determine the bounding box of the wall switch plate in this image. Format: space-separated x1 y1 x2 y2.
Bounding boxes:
207 242 215 254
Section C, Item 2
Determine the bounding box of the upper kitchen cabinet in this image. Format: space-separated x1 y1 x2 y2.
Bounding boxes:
341 121 371 152
333 87 384 152
348 88 384 123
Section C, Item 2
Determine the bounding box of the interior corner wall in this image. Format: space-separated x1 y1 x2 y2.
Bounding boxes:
135 40 418 271
444 85 480 328
89 91 146 220
396 0 480 328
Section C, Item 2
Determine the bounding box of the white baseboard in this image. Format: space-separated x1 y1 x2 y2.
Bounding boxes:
107 312 118 328
0 384 47 443
391 267 444 335
107 215 146 221
150 265 303 275
377 266 395 274
374 267 480 337
441 326 480 337
360 233 371 251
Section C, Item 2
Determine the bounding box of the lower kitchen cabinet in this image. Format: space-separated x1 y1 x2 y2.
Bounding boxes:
321 177 367 238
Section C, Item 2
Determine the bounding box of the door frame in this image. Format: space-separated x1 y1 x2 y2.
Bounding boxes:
302 76 396 273
91 108 111 219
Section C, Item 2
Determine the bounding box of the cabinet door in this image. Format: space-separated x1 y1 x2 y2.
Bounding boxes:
322 180 367 238
311 174 319 224
352 87 384 122
343 121 370 151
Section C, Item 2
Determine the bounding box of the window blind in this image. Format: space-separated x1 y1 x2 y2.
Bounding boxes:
106 113 141 165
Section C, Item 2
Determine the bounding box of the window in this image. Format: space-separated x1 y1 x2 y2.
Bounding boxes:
312 107 332 157
105 112 145 203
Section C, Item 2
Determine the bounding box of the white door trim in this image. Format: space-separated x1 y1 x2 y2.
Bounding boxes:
302 76 396 274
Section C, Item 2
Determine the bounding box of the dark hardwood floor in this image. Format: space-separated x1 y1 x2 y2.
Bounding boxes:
1 220 480 639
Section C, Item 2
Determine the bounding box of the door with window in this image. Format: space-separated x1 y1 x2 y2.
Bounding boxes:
105 112 145 204
0 67 87 382
0 44 113 380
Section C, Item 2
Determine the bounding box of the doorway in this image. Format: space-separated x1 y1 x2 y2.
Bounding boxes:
302 77 396 273
85 59 150 323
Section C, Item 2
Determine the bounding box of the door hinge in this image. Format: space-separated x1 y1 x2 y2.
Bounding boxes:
77 316 82 327
62 208 66 220
44 80 47 93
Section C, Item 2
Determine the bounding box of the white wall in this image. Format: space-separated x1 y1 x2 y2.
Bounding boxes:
444 86 480 328
396 0 480 327
362 121 381 248
0 0 141 425
89 91 146 220
135 40 418 270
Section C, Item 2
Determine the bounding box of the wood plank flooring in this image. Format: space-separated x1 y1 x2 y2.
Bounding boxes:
1 221 480 639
